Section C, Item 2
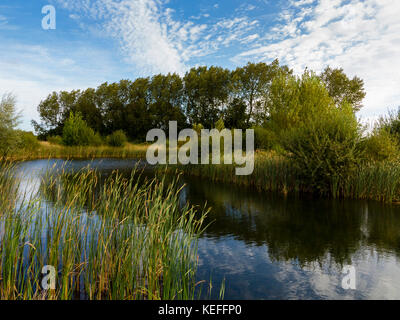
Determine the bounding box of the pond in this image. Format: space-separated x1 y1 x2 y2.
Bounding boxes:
15 159 400 300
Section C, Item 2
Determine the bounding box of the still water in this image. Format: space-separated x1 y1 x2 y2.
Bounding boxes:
16 159 400 300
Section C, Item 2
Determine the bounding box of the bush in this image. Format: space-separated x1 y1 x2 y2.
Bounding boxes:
0 94 21 156
283 103 362 195
47 135 63 145
106 130 127 147
17 131 39 152
362 129 399 162
253 127 275 150
91 132 103 147
62 112 100 146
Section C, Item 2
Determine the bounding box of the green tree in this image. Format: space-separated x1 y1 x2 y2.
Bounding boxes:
0 94 21 156
124 77 152 141
149 73 186 131
320 66 366 112
184 66 231 128
106 130 128 147
283 100 362 195
232 60 292 126
224 98 247 129
266 71 334 138
62 112 98 146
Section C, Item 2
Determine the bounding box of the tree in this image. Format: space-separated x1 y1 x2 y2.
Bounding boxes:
320 66 366 112
283 102 362 195
124 77 152 141
75 88 104 134
232 60 292 126
62 112 98 146
96 81 126 135
106 130 127 147
224 98 247 129
184 66 231 128
0 94 21 156
265 71 335 137
149 73 186 131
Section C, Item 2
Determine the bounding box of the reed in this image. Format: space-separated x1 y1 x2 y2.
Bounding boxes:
5 142 148 161
170 151 400 203
0 162 209 300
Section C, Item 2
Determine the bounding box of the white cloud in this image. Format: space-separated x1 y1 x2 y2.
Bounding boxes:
235 0 400 119
0 40 125 130
55 0 260 74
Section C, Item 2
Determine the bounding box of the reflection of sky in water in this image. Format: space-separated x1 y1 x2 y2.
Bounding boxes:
13 160 400 300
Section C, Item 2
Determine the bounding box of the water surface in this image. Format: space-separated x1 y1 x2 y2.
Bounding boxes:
16 159 400 300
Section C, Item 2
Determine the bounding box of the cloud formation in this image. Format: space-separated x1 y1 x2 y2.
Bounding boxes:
55 0 261 75
235 0 400 117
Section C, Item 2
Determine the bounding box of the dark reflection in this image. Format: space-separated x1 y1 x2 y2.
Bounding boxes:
182 176 400 266
15 159 400 299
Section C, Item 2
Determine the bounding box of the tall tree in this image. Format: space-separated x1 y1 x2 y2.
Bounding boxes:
184 66 231 128
124 77 152 140
0 93 21 156
232 59 292 126
319 66 366 112
149 73 186 131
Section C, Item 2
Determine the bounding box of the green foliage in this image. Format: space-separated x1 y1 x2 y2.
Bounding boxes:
0 94 21 157
377 107 400 142
215 118 225 131
192 123 204 135
149 73 187 130
283 103 362 195
320 66 366 112
253 127 275 150
265 71 335 136
33 62 364 146
16 131 39 152
224 98 248 129
62 112 100 146
363 129 399 162
106 130 127 147
232 60 292 126
184 66 231 128
47 135 63 145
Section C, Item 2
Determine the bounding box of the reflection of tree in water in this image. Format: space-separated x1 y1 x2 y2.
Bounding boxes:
183 177 400 266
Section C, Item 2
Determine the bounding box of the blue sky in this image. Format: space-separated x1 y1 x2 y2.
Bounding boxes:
0 0 399 130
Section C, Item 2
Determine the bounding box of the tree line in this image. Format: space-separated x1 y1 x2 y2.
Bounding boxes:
33 60 365 141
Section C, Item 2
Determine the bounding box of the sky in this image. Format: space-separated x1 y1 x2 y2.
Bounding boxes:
0 0 399 130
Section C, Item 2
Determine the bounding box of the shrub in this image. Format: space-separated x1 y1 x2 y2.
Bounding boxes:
62 112 99 146
17 131 39 152
0 94 21 156
253 127 275 150
283 103 362 195
362 129 399 162
91 132 103 147
47 135 63 145
106 130 127 147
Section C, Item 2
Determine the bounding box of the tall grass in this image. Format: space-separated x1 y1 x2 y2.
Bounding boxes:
171 151 400 203
5 142 148 161
0 162 209 300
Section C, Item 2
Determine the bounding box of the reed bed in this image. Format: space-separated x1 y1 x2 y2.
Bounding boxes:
0 162 209 300
5 142 148 161
170 151 400 203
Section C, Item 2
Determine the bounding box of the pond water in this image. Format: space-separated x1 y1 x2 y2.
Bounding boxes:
15 159 400 300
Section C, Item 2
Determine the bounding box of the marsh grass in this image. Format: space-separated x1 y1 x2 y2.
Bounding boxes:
170 151 400 203
0 162 209 300
5 142 148 161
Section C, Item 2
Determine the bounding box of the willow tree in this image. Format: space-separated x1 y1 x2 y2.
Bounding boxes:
0 93 21 157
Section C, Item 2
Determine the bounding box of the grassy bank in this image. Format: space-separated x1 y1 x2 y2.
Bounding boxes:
6 142 400 203
5 141 148 161
169 151 400 203
0 163 209 300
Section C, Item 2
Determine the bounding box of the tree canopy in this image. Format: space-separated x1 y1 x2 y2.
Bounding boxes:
33 61 366 142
